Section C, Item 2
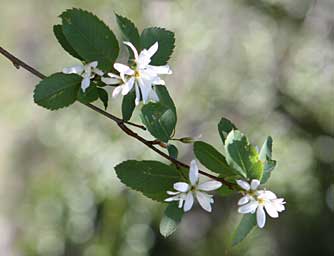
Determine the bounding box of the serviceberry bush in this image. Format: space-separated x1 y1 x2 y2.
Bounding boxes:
3 9 286 245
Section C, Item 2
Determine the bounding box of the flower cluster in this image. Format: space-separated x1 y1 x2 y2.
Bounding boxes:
63 41 171 106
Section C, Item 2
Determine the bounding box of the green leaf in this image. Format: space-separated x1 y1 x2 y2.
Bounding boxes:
53 24 83 60
114 160 182 201
60 9 119 71
218 117 237 144
155 85 176 114
115 13 140 50
232 214 257 246
167 144 178 159
217 185 235 197
33 73 81 110
193 141 234 176
97 88 109 110
160 203 184 238
225 130 264 180
141 102 176 142
141 27 175 65
122 89 136 121
77 85 99 104
259 136 276 183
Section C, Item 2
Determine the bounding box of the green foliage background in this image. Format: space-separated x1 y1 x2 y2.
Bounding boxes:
0 0 333 255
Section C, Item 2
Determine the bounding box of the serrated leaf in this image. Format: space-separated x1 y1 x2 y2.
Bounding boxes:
33 73 81 110
232 214 257 246
60 8 119 71
141 27 175 65
77 85 99 104
115 13 140 50
114 160 182 201
160 203 183 238
122 89 136 121
259 136 276 184
97 88 108 109
167 144 178 159
53 24 83 60
218 117 237 144
193 141 234 176
225 130 264 180
155 85 176 114
141 102 176 142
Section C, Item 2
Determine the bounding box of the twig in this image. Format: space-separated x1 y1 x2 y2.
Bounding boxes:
0 46 234 189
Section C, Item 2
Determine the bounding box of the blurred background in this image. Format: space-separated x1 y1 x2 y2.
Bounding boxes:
0 0 333 255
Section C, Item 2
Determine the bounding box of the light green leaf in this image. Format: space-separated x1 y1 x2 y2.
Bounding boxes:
141 102 176 142
225 130 264 180
33 73 81 110
167 144 178 160
141 27 175 65
122 89 136 121
97 88 108 110
53 24 83 60
232 214 257 246
114 160 182 201
160 203 184 238
218 117 237 144
60 9 119 71
193 141 235 176
259 136 276 183
115 13 140 50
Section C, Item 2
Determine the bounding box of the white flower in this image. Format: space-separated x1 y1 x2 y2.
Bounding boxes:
165 160 222 212
237 179 286 228
63 61 104 92
103 41 172 105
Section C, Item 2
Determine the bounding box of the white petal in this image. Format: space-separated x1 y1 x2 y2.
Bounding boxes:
114 63 134 76
101 77 121 85
148 89 159 102
146 42 159 58
147 65 172 75
123 41 139 61
121 77 135 95
112 86 123 98
63 65 84 74
81 77 91 92
238 201 258 214
167 191 179 195
197 181 222 191
261 190 277 200
164 195 178 202
183 192 194 212
256 205 266 228
151 76 166 85
173 182 190 193
196 191 213 212
107 73 122 79
264 202 279 218
250 179 260 190
93 68 104 76
238 195 250 206
88 61 98 68
236 180 250 191
272 198 286 212
178 198 184 208
135 85 141 105
137 78 151 104
189 160 199 186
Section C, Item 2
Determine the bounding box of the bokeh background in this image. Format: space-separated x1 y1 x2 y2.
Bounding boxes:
0 0 333 255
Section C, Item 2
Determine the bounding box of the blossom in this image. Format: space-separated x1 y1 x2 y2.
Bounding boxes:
165 160 222 212
237 179 286 228
103 41 172 105
63 61 104 92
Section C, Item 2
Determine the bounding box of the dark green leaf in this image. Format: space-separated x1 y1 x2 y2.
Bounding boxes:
77 85 99 104
115 13 140 50
155 85 176 114
97 88 109 109
141 102 176 142
160 203 184 238
217 185 235 197
53 24 83 60
33 73 81 110
114 160 182 201
232 214 257 246
122 89 136 121
167 144 178 159
141 27 175 65
218 117 237 144
60 9 119 71
193 141 234 176
259 136 276 183
225 130 264 180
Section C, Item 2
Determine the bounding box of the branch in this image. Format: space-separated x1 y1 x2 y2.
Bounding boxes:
0 46 234 189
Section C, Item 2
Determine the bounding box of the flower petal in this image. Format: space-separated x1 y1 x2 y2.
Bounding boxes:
123 41 139 61
189 160 199 186
173 182 190 193
238 195 250 206
197 181 222 191
114 63 134 76
264 202 279 218
88 61 98 68
112 86 123 98
256 205 266 228
101 77 121 85
261 190 277 200
122 77 135 95
135 85 141 105
236 180 250 191
63 65 84 74
250 179 260 190
167 191 180 195
147 65 172 75
81 76 91 92
183 192 194 212
93 68 104 76
146 42 159 58
137 78 151 104
238 201 258 214
151 76 166 85
196 191 213 212
148 89 159 102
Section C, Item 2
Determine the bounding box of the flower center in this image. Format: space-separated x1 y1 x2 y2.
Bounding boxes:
257 198 265 205
134 70 141 78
